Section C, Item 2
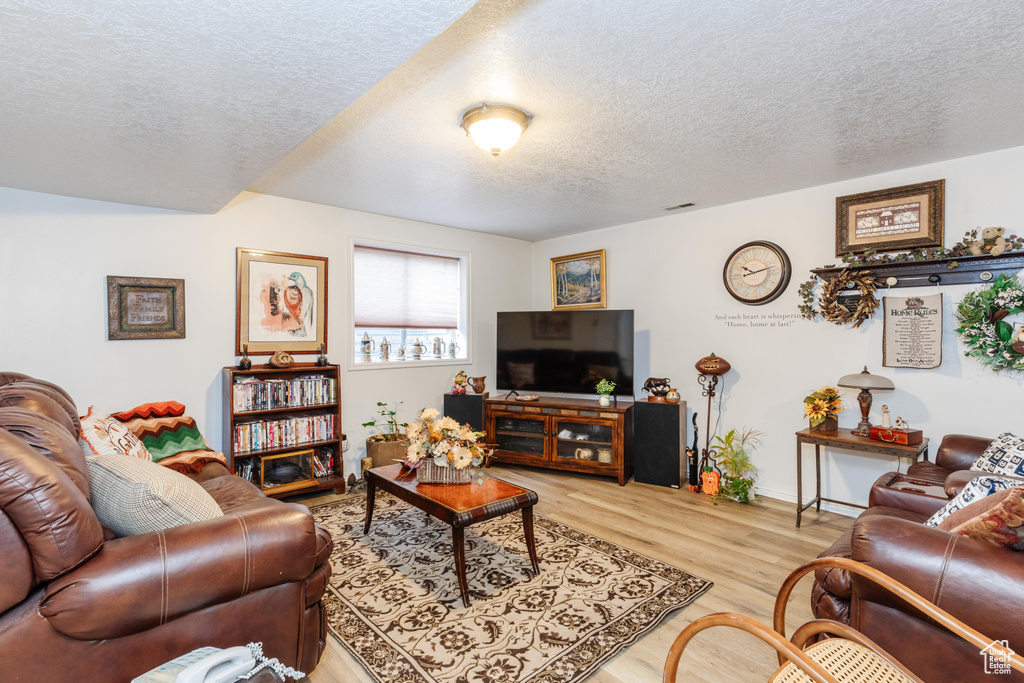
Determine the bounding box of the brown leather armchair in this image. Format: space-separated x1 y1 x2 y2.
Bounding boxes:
0 372 333 682
812 433 1024 682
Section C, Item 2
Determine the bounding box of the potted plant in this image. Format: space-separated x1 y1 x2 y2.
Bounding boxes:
712 427 762 503
595 378 616 407
803 386 843 431
362 401 409 469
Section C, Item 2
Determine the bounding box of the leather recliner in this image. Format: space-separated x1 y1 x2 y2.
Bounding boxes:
0 372 333 682
812 433 1024 682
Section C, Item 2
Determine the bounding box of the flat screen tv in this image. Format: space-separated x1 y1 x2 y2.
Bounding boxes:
496 310 634 396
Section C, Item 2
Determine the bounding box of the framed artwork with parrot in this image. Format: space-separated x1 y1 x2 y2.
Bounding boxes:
236 248 328 356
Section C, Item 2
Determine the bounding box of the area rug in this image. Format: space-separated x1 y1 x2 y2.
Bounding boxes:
310 492 712 683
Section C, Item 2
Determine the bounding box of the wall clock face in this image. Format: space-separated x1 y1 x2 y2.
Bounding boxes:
723 241 792 305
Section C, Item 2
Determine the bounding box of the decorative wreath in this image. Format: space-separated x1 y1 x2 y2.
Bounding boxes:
955 274 1024 373
807 269 879 329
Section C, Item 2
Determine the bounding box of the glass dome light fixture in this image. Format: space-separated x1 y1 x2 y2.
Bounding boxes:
460 103 532 156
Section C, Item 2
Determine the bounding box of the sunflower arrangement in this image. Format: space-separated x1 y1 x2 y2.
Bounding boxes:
803 386 844 427
403 408 487 470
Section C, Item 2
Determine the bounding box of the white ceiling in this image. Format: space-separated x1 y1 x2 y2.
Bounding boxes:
4 0 1024 240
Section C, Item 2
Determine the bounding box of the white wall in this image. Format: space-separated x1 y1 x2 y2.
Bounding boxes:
0 188 533 477
533 145 1024 511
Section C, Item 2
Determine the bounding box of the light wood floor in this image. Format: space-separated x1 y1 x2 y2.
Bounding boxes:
297 465 852 683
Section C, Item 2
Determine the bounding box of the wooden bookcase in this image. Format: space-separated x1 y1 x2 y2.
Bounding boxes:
485 396 633 485
222 363 344 498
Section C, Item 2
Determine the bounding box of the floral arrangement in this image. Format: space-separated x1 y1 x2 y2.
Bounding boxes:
803 386 844 426
403 408 487 470
955 274 1024 373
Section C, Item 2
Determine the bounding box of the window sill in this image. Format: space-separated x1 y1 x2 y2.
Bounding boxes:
348 356 471 371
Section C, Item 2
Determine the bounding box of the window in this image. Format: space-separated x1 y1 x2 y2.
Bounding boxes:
352 242 469 366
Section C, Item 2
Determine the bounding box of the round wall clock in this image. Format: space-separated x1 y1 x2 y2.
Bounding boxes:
723 241 792 305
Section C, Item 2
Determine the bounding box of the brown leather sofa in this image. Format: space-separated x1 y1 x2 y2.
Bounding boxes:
0 372 333 682
813 434 1024 682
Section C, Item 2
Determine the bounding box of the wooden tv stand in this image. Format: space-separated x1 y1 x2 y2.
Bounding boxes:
485 396 633 485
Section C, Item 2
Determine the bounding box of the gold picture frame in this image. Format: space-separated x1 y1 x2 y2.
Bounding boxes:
236 248 328 355
550 249 607 310
836 179 944 257
107 276 185 340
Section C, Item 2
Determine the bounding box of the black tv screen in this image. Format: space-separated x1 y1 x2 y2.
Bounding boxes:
496 310 634 396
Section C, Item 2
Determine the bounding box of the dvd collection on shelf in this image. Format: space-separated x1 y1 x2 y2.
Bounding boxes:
233 414 336 454
232 375 337 413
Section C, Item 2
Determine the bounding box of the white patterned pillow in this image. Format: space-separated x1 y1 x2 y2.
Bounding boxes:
80 406 151 460
925 475 1022 527
86 452 223 537
971 433 1024 477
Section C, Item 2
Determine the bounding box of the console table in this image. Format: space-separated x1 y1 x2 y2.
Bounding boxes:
795 427 929 528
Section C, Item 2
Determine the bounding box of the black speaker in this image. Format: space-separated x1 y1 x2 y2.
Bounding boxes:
632 401 686 488
443 392 489 432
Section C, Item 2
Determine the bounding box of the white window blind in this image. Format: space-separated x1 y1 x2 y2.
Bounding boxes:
353 245 461 329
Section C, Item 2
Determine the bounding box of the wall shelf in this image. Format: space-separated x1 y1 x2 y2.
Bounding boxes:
811 252 1024 289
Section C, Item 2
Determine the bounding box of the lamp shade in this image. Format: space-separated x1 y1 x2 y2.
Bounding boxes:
837 366 894 391
461 103 532 156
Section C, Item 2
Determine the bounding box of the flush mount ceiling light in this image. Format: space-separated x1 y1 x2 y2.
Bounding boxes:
460 103 532 156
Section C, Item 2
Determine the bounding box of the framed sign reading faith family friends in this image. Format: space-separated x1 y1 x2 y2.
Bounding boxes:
236 248 328 356
107 276 185 340
835 179 944 257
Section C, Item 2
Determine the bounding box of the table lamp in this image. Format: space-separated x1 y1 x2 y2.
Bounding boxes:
837 366 894 436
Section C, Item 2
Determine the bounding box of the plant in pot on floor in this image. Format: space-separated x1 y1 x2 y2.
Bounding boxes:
595 379 616 407
803 385 843 431
362 401 409 471
712 427 762 504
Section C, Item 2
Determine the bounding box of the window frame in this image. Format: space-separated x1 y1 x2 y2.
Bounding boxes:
348 236 472 371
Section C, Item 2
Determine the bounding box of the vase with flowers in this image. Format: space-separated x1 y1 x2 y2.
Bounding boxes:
803 386 843 431
403 408 489 484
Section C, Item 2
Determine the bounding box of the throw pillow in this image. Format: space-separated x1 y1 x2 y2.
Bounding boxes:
938 486 1024 551
86 452 223 537
111 401 186 422
79 406 151 460
971 432 1024 478
120 414 213 463
925 475 1022 527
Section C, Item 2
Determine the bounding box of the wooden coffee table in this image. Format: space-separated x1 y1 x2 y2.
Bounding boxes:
363 464 541 606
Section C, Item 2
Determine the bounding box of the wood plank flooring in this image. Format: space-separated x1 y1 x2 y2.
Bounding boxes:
297 464 851 683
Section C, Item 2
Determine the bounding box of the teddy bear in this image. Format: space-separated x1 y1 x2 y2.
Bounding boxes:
969 226 1007 257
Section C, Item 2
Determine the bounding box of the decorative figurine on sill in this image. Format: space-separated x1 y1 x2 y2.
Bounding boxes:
448 342 460 359
895 416 909 430
452 370 468 395
315 343 329 367
238 344 252 370
432 336 447 358
380 337 391 361
360 332 375 359
880 405 891 429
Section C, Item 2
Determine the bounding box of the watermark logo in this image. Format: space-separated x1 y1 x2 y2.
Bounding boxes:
981 640 1015 675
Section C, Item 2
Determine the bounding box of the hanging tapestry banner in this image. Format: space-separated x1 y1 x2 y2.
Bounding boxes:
883 293 942 368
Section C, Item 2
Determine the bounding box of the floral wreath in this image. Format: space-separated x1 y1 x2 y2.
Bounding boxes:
955 274 1024 373
801 269 879 329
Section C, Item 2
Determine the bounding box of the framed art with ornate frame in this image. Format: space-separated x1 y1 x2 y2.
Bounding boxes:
107 276 185 340
236 248 328 356
836 179 944 257
550 249 607 310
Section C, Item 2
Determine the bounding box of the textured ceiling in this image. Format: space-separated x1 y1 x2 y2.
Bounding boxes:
252 0 1024 240
0 0 476 212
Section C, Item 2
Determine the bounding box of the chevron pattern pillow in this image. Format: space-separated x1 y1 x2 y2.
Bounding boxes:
120 414 213 463
970 433 1024 478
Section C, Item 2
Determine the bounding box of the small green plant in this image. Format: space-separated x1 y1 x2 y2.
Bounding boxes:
712 427 762 504
595 379 616 396
362 401 408 442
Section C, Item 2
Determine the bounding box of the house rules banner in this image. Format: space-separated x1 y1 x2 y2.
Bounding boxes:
883 293 942 368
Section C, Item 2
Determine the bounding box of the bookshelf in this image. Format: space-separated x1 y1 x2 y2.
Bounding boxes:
222 363 344 498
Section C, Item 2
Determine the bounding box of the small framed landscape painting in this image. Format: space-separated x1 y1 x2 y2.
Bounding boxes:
550 249 607 310
107 276 185 340
835 179 944 257
236 248 328 356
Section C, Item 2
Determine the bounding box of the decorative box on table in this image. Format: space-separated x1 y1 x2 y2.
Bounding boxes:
869 426 923 445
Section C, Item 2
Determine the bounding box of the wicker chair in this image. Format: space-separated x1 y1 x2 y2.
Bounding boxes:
664 558 1024 683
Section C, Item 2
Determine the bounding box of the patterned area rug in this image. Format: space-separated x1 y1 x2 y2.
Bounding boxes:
310 492 712 683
